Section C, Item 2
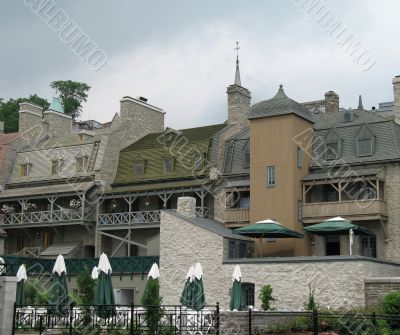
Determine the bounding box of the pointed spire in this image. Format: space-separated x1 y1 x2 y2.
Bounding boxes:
358 94 363 110
234 41 241 86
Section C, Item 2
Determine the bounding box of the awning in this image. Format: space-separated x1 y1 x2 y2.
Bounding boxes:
234 219 303 238
304 217 374 236
0 181 98 199
302 167 383 182
40 243 80 257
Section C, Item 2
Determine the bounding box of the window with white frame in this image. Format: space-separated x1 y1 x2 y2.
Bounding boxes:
266 166 276 188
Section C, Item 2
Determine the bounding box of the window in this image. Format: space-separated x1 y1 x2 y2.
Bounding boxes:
243 141 250 169
16 236 24 252
358 138 373 156
193 153 203 170
362 236 377 258
296 146 302 168
134 160 145 176
19 164 29 177
325 236 340 256
76 157 86 172
51 160 59 175
266 166 276 187
43 232 53 248
226 191 250 209
242 283 255 309
163 157 174 174
326 142 339 160
228 240 252 258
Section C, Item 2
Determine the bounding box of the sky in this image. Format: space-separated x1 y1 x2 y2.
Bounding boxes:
1 0 399 129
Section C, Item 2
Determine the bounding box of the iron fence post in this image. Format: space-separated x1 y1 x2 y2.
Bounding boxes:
372 311 377 335
69 303 74 335
11 301 16 335
215 302 220 335
249 307 252 335
179 305 182 335
313 309 318 335
130 302 134 335
39 315 43 335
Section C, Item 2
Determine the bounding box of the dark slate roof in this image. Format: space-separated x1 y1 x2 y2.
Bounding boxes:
168 211 252 241
249 85 314 123
222 127 250 176
311 109 400 167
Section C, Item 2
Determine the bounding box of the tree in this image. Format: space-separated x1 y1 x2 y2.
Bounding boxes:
50 80 91 119
259 284 275 311
76 267 95 305
141 278 163 334
0 95 49 133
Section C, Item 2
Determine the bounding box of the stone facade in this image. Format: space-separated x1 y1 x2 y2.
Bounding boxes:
177 196 196 217
324 91 339 113
18 102 43 133
160 209 400 310
227 84 251 126
365 277 400 307
43 110 72 136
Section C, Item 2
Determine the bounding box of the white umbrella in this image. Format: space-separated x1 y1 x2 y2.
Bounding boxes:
17 264 27 282
52 254 67 276
147 263 160 279
91 266 99 280
97 253 112 275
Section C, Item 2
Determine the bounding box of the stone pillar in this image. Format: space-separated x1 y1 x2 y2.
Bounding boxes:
324 91 339 113
177 197 196 217
393 76 400 124
0 276 17 335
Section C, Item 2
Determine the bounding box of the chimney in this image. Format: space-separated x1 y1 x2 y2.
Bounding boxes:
324 91 339 113
393 76 400 123
0 121 4 134
18 102 43 133
120 96 165 134
43 97 72 136
177 196 196 217
227 58 251 125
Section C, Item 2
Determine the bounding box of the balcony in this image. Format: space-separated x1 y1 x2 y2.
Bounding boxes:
98 207 213 228
225 208 250 227
302 199 387 223
0 209 93 228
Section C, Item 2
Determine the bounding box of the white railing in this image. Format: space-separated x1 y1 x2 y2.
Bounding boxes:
98 207 213 226
0 208 87 225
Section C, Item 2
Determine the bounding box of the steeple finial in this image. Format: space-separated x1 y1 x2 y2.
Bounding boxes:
358 94 363 110
234 41 241 86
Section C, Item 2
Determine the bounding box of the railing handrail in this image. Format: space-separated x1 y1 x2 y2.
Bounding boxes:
303 199 386 205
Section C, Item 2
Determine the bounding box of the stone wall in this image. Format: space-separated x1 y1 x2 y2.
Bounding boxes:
18 103 43 133
43 111 72 136
0 276 17 335
160 210 400 311
365 277 400 307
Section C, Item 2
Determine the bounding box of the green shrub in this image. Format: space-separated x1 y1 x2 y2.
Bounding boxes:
304 282 318 311
141 278 163 334
382 291 400 315
259 285 275 311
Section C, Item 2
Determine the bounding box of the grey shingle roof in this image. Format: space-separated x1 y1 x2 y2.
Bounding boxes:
311 109 400 167
249 86 314 123
303 166 384 181
223 127 250 176
169 211 251 241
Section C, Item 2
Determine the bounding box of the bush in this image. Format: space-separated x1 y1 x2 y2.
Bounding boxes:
382 291 400 315
259 285 275 311
25 279 51 305
141 278 163 334
305 282 318 311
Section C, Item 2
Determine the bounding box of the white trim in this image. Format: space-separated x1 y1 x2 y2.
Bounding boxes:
120 96 164 113
19 109 42 117
43 110 72 119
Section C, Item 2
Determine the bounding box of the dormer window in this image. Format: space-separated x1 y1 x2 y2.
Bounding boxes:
325 128 341 161
193 153 204 170
19 163 30 177
163 157 175 174
134 159 145 176
76 156 86 172
243 140 250 169
357 125 375 157
51 160 59 175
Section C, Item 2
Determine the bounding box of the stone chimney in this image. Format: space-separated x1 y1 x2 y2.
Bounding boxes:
120 96 165 136
0 121 4 134
393 76 400 123
18 102 43 133
227 58 251 125
42 97 72 136
177 196 196 217
324 91 339 113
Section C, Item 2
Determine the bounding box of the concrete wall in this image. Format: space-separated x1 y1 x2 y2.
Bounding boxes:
0 276 17 335
160 210 400 311
365 277 400 307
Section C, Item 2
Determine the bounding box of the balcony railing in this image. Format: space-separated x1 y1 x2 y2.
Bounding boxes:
98 207 213 226
0 208 91 226
302 199 387 222
225 208 250 223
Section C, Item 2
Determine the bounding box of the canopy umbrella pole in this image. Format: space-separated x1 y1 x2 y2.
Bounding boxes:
260 238 263 258
349 229 354 256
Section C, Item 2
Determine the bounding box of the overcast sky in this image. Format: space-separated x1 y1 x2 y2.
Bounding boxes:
1 0 399 128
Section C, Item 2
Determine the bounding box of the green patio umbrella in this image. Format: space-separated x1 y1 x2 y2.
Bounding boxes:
142 263 160 303
50 254 69 315
96 253 116 318
91 266 99 305
191 262 205 311
230 265 245 311
234 219 303 257
16 264 27 305
180 265 194 307
304 217 374 236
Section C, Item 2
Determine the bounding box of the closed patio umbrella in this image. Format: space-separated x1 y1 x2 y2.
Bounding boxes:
96 253 116 318
191 262 205 311
180 265 194 307
230 265 245 311
234 219 303 257
304 217 374 236
16 264 27 305
50 254 69 315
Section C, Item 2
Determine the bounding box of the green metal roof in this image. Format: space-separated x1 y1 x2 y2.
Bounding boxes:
113 124 226 186
49 97 64 114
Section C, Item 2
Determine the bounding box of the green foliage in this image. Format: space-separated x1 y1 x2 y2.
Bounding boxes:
141 278 163 334
259 284 275 311
25 279 51 305
76 266 95 305
50 80 90 119
305 282 318 311
0 94 49 133
381 291 400 315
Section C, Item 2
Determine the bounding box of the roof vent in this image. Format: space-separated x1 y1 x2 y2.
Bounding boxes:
139 97 148 103
372 106 376 111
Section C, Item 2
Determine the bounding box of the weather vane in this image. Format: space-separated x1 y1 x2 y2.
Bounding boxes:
235 41 240 61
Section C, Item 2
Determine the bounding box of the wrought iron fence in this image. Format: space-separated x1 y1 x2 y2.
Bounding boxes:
12 303 219 335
